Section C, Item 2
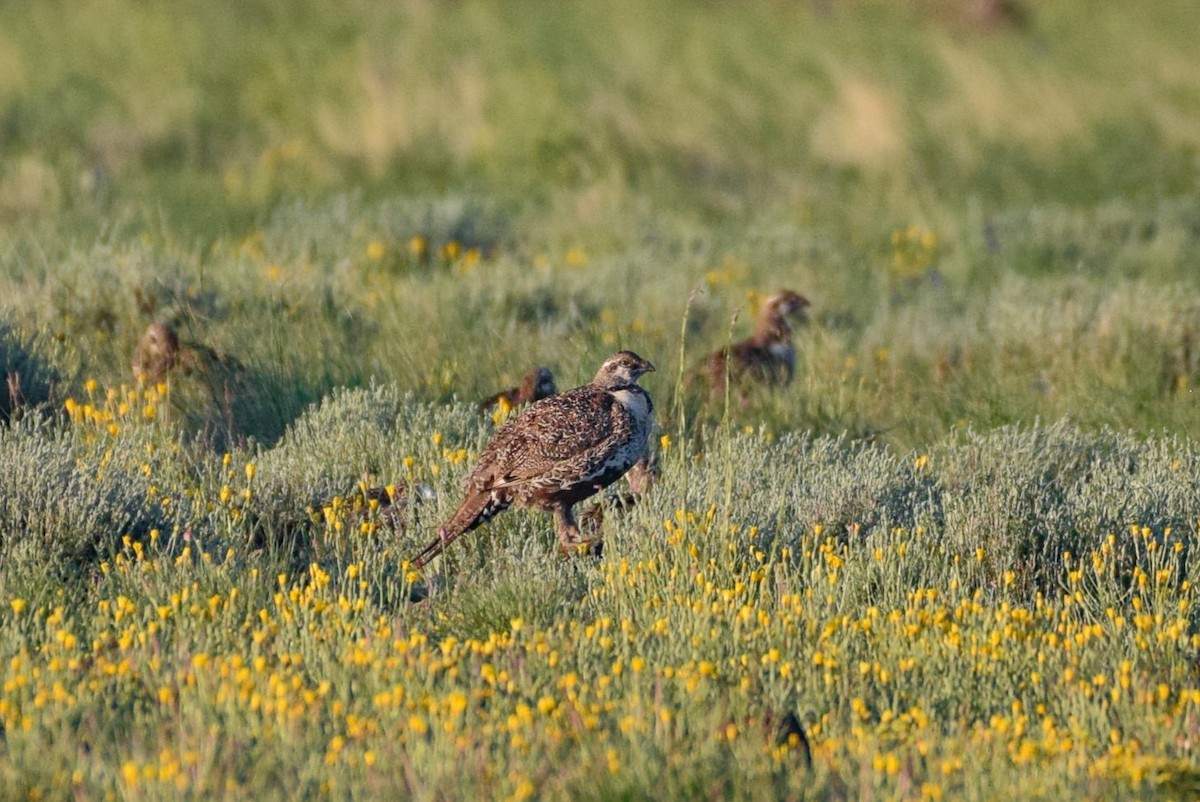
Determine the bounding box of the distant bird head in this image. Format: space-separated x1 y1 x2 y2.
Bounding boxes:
766 290 810 319
521 366 557 401
132 321 181 383
757 290 810 338
594 351 656 389
144 322 180 354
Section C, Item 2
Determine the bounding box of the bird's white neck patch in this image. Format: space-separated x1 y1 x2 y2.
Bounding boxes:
610 387 651 423
768 341 795 360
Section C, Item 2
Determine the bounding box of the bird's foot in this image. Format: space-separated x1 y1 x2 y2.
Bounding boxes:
557 537 603 560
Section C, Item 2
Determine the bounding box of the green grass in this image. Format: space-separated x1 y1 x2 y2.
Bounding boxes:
2 0 1200 798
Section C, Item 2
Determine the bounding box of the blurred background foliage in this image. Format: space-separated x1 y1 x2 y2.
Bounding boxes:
0 0 1197 447
2 0 1197 236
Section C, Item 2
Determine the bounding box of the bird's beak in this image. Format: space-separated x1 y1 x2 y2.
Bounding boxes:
644 360 656 373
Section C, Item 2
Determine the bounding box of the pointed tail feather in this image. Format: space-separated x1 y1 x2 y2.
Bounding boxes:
411 525 471 569
411 490 506 569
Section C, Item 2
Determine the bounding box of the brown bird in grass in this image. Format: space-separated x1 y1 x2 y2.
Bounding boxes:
412 351 655 569
132 322 181 385
696 290 810 395
477 366 557 414
132 321 245 384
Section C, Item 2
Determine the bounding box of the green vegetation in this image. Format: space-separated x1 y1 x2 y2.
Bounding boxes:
1 0 1200 798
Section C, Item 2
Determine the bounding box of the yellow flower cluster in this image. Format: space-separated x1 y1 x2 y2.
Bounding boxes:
350 234 492 277
63 381 169 436
2 503 1196 797
888 225 939 279
704 253 751 288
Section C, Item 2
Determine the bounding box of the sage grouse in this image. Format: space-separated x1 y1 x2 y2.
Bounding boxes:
412 351 655 568
696 290 810 394
132 322 181 385
132 321 245 385
478 366 557 414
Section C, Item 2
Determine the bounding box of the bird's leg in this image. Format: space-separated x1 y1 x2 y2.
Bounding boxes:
554 505 581 547
555 504 602 558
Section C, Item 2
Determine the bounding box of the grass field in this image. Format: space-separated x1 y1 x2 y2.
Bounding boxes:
2 0 1200 798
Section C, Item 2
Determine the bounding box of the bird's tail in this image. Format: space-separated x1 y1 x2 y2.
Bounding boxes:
411 490 507 569
476 390 506 414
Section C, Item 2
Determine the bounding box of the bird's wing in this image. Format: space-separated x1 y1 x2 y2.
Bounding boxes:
466 387 627 489
727 338 764 364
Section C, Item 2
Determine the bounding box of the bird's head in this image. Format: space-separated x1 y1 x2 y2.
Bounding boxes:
527 366 557 400
144 322 180 353
594 351 656 388
757 290 810 337
766 290 810 319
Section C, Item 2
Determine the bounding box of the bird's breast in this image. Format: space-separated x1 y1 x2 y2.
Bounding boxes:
768 341 795 368
610 387 652 428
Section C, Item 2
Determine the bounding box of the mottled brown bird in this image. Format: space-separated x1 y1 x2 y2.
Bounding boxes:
132 322 181 385
696 290 810 395
477 366 557 414
412 351 655 568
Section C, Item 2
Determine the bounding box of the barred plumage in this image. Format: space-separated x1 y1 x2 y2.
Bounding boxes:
412 351 655 568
